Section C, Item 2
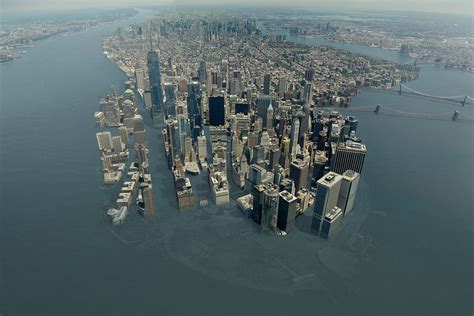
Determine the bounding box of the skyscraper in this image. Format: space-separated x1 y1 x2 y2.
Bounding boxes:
277 190 297 233
147 51 164 114
262 186 279 231
303 82 313 106
320 206 343 239
290 117 300 159
263 74 271 95
140 183 155 217
266 101 274 130
164 82 177 117
290 158 309 193
208 95 225 126
311 172 342 234
337 170 360 215
331 141 367 174
187 81 201 119
96 131 113 151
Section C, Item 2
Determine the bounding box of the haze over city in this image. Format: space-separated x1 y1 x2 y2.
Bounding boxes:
2 0 473 14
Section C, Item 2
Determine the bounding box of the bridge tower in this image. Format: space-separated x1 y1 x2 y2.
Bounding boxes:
374 104 381 114
452 111 459 121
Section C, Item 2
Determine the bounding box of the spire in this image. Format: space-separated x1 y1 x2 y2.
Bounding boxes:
268 99 273 112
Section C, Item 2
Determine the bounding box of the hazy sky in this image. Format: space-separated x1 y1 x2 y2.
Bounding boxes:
2 0 473 15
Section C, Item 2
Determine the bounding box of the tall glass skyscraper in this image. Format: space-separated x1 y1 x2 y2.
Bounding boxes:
147 51 163 114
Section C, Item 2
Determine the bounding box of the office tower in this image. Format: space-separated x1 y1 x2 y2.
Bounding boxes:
198 61 207 83
278 190 297 233
187 81 201 119
344 116 358 133
122 99 135 119
256 96 275 121
337 170 360 215
147 51 163 113
296 109 309 147
290 158 309 193
96 131 113 151
262 187 279 231
251 145 265 165
184 137 193 162
135 68 146 91
235 102 249 115
230 78 240 96
118 126 129 150
266 101 274 130
320 206 343 239
269 148 280 170
112 136 122 153
263 74 271 95
164 82 177 117
278 78 287 94
331 141 367 174
247 131 258 149
197 134 207 161
133 115 146 145
208 96 225 126
312 150 328 182
303 82 313 106
255 117 263 133
260 131 270 148
311 172 343 233
289 117 300 159
251 184 266 224
135 144 149 174
305 68 314 81
141 184 155 217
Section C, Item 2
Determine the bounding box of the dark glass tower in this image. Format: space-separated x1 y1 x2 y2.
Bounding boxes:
147 51 163 114
208 96 225 126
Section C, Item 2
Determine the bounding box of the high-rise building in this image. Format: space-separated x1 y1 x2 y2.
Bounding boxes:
164 82 177 117
96 131 113 151
112 136 122 153
141 183 155 217
331 141 367 174
278 78 287 95
118 126 129 150
303 82 313 106
320 206 343 239
251 184 266 225
337 170 360 215
256 96 275 121
290 158 309 193
277 190 297 233
135 68 146 91
311 172 343 234
147 51 163 114
208 95 225 126
197 134 207 161
187 81 201 119
290 117 300 159
235 102 249 115
262 186 279 231
133 115 146 145
266 101 274 130
263 74 271 95
304 68 314 81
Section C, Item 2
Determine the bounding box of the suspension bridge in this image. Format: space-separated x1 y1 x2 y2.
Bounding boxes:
336 104 474 123
397 84 474 107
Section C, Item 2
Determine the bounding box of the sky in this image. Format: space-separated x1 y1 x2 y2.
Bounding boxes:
1 0 473 15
